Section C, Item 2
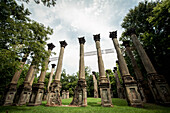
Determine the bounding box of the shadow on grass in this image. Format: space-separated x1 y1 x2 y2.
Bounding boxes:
112 98 128 106
87 102 101 107
0 106 31 113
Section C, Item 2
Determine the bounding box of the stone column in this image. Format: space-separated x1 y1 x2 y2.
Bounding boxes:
113 67 124 99
66 90 69 99
93 34 112 107
46 41 67 106
29 69 36 86
128 29 170 105
45 64 56 101
123 41 149 102
3 55 28 106
110 31 142 107
62 90 66 99
115 61 126 99
92 71 98 98
28 43 55 106
47 64 56 93
70 37 87 107
106 70 113 98
17 60 36 106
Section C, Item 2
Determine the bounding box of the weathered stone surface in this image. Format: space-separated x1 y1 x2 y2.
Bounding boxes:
70 79 87 106
3 55 28 106
113 67 124 99
46 80 62 106
28 43 55 106
94 34 113 107
110 31 143 107
46 41 67 106
70 37 87 106
106 70 114 98
28 83 44 106
70 37 87 107
66 90 69 99
128 30 170 105
123 41 147 102
62 90 66 99
92 71 98 98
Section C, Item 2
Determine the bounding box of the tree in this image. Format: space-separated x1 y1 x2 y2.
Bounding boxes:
19 0 57 7
120 0 170 84
0 0 53 98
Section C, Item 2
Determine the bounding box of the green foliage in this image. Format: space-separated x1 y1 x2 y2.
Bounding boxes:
60 69 78 97
19 0 57 7
0 0 53 97
106 69 117 97
120 0 170 83
17 64 30 87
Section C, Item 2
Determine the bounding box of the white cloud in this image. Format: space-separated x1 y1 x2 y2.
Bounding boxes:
21 0 147 75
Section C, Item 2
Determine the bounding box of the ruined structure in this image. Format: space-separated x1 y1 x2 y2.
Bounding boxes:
66 90 69 99
127 29 170 105
70 37 87 107
28 43 55 106
62 90 66 99
46 41 67 106
113 67 124 99
47 64 56 93
16 60 36 106
110 31 143 107
3 55 28 106
106 70 113 98
92 71 98 98
93 34 113 107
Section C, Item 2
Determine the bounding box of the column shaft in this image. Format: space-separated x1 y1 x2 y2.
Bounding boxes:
47 67 55 92
38 50 51 83
110 31 142 107
96 41 105 78
55 47 64 81
79 44 85 79
131 34 156 74
112 38 130 76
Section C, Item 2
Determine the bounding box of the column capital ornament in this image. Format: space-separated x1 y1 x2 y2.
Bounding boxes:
47 43 55 50
109 31 117 39
51 64 56 68
93 34 100 42
106 70 109 74
60 40 68 48
92 71 96 75
114 67 117 71
126 28 136 36
116 60 119 64
78 37 86 44
123 41 130 48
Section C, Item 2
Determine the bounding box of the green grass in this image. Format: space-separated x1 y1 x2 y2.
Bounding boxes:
0 98 170 113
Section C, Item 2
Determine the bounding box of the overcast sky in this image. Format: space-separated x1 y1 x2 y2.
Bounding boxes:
21 0 150 75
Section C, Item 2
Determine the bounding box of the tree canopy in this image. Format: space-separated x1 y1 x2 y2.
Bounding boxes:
0 0 54 95
120 0 170 84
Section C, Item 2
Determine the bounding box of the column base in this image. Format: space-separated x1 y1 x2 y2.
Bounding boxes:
147 73 170 105
70 79 87 107
99 80 113 107
123 75 143 107
94 89 98 98
28 83 44 106
46 80 62 106
3 83 17 106
117 87 125 99
137 80 154 103
16 84 32 106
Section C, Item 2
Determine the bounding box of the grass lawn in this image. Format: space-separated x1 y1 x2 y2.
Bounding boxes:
0 98 170 113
